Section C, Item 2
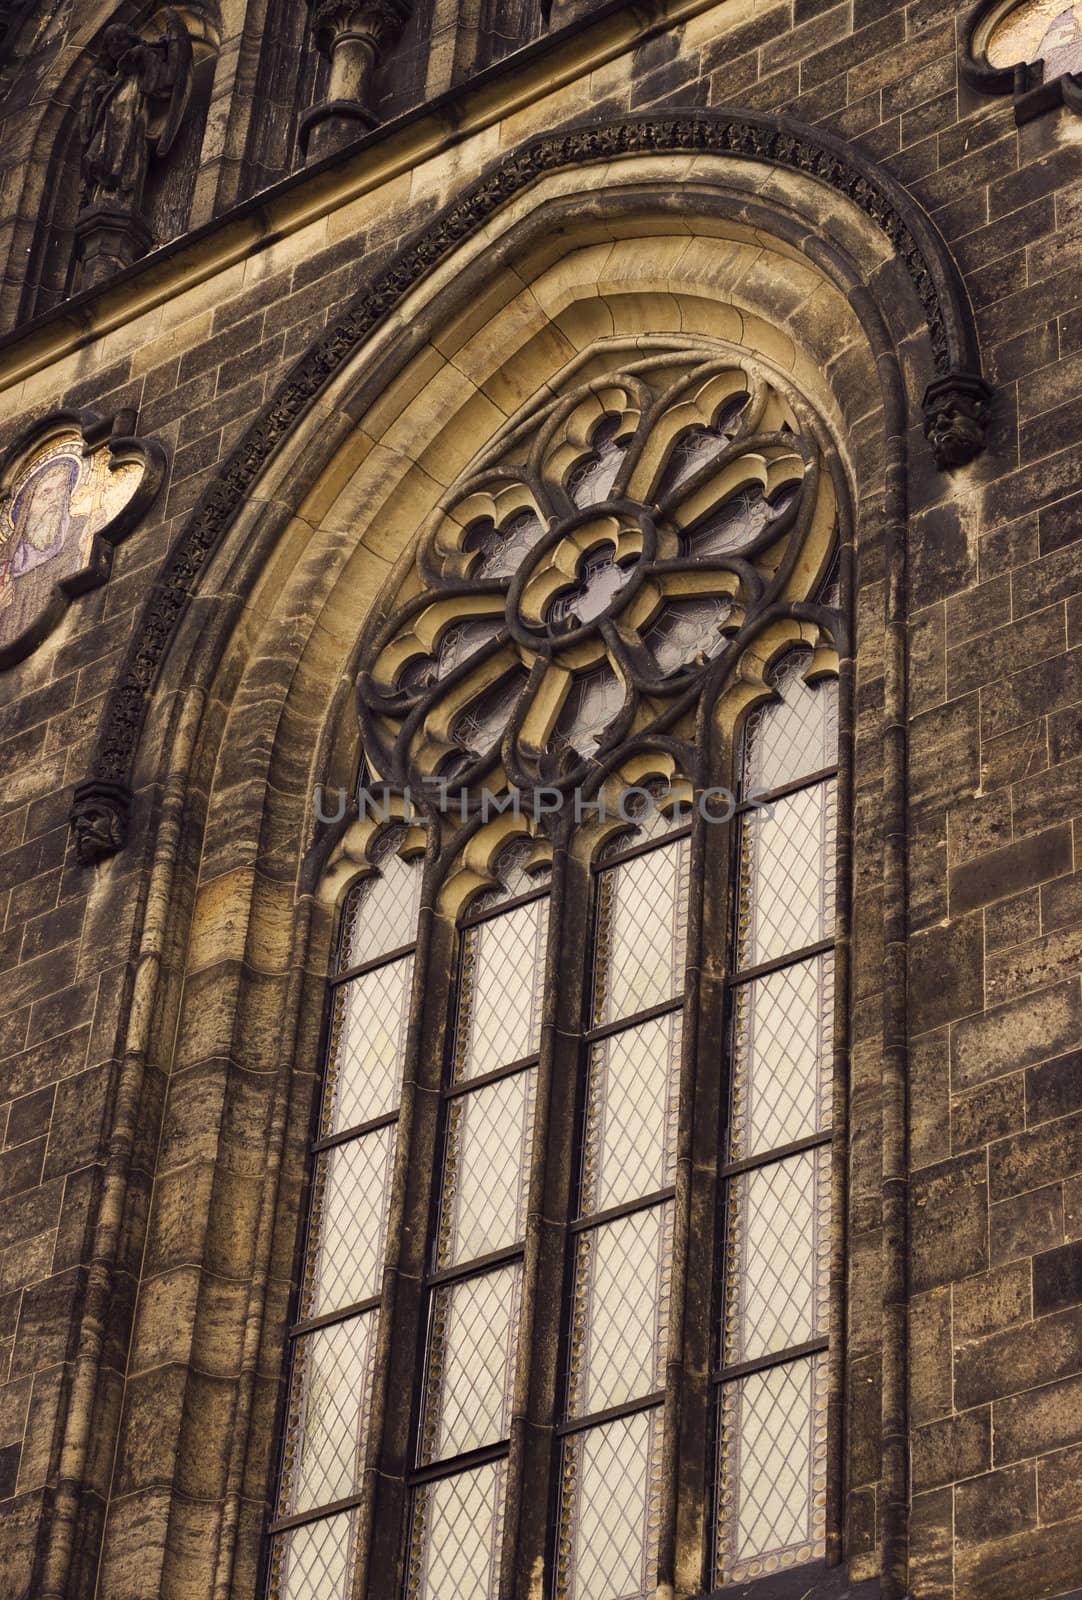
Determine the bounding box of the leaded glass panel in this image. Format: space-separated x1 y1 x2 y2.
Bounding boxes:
723 1146 831 1367
338 843 422 970
436 1069 537 1268
736 781 836 969
325 955 414 1133
729 954 834 1161
556 1408 663 1600
581 1013 681 1214
742 659 838 797
419 1263 522 1464
716 1355 828 1585
269 1509 357 1600
407 1459 506 1600
279 1311 378 1517
454 899 546 1079
567 1204 673 1418
593 838 689 1025
307 1124 397 1316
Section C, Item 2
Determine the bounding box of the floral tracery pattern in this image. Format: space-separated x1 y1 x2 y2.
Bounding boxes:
358 350 838 803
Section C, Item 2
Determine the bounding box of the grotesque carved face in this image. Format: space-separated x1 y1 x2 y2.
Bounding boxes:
925 395 987 469
72 799 124 864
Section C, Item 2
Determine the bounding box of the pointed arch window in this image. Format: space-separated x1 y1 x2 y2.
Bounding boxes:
268 346 847 1600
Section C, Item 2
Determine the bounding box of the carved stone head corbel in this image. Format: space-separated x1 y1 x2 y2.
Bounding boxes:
922 373 995 471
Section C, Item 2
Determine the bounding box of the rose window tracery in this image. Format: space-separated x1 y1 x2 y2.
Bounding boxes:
358 350 838 799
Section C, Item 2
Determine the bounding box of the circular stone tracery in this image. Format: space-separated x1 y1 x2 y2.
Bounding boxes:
357 348 839 797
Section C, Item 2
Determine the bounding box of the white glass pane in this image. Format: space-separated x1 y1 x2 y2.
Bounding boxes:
325 954 413 1133
729 954 834 1161
567 1204 672 1419
582 1014 681 1214
737 781 836 969
420 1264 521 1464
454 900 546 1080
742 655 837 796
557 1408 662 1600
408 1459 506 1600
437 1069 536 1268
594 839 689 1025
338 845 421 970
724 1147 831 1367
309 1125 396 1315
716 1355 828 1585
270 1509 356 1600
280 1312 377 1516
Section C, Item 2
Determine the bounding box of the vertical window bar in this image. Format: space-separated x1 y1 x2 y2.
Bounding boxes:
715 655 838 1588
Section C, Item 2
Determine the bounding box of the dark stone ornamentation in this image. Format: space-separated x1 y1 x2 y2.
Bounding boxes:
75 10 193 286
70 777 132 866
921 373 995 471
75 108 990 853
301 0 411 159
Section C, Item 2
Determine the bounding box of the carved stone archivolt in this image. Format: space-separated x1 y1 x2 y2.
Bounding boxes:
72 108 989 862
357 349 839 811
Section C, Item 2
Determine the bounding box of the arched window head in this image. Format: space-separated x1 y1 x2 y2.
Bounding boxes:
357 348 836 809
271 343 846 1600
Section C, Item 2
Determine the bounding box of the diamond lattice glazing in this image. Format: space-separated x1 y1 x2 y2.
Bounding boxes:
338 845 421 971
581 1014 681 1214
407 1459 506 1600
716 1355 828 1585
270 1508 356 1600
325 955 413 1133
437 1069 536 1267
594 839 689 1024
455 900 546 1079
281 1311 377 1516
557 1408 662 1600
420 1264 521 1463
723 1148 830 1365
567 1204 672 1418
308 1125 396 1315
737 781 836 968
729 954 834 1160
742 655 838 797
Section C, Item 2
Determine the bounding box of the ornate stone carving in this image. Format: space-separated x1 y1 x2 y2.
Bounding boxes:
0 410 164 670
76 110 990 851
70 777 132 865
922 373 995 471
75 10 193 286
301 0 410 160
357 350 840 808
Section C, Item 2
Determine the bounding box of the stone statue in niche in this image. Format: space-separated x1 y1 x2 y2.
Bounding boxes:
0 413 164 671
74 10 193 287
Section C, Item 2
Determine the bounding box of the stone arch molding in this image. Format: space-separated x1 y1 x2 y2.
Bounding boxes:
70 106 991 862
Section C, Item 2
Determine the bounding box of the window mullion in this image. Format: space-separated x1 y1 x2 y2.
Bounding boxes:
503 843 588 1600
360 899 456 1600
